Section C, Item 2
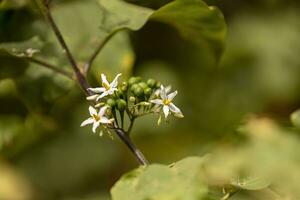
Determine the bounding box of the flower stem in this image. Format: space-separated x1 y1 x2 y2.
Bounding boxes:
44 2 93 96
114 129 149 166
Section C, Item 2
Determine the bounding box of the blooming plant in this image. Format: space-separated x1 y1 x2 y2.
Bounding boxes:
4 0 297 200
81 73 184 164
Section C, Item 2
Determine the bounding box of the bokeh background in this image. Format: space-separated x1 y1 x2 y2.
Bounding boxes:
1 0 300 199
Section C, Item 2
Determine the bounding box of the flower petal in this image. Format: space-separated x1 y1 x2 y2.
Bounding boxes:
165 85 172 93
167 91 177 101
99 106 108 116
169 103 181 114
81 117 94 127
150 99 163 105
88 87 105 93
89 106 97 116
160 85 167 99
101 74 109 86
96 91 109 101
163 105 170 118
92 121 100 133
110 73 122 88
99 117 112 124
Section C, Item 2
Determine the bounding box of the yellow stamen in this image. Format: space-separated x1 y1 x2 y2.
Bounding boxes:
102 82 110 90
163 99 171 105
93 114 100 121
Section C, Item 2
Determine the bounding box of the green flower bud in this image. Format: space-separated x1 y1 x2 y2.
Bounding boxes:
106 98 116 107
128 76 142 86
134 86 144 97
129 96 136 102
144 87 152 96
147 79 156 88
156 81 161 88
117 99 127 111
95 102 106 108
130 83 139 92
121 82 128 91
106 107 113 117
116 90 124 98
138 82 148 89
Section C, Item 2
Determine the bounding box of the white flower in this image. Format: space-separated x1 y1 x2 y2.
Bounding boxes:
81 106 113 133
150 85 183 118
87 73 121 101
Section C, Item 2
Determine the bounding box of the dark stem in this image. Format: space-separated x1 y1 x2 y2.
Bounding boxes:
44 3 93 96
83 28 123 75
27 57 74 79
114 129 149 166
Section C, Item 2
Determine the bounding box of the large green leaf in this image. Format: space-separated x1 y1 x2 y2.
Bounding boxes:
99 0 226 62
150 0 226 60
0 0 28 10
111 157 208 200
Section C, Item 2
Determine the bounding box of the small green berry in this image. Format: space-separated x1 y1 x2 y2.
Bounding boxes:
134 86 144 97
147 79 156 88
106 98 116 107
117 99 127 111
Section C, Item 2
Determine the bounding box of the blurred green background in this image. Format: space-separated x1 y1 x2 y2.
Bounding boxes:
1 0 300 199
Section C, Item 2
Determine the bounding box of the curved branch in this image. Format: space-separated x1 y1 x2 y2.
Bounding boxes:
27 57 74 79
83 28 124 75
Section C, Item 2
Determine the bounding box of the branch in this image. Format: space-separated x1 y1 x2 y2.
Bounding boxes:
27 57 74 79
83 28 123 75
114 127 149 166
43 2 93 96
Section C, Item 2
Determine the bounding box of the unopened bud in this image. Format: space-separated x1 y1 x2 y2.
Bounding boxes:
86 95 98 101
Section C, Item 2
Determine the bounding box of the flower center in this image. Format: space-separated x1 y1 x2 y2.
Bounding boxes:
102 82 110 91
93 114 100 121
163 99 171 105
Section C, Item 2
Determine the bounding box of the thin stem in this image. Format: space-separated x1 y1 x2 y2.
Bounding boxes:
114 128 149 166
27 57 74 79
83 28 123 75
127 117 135 134
44 2 93 96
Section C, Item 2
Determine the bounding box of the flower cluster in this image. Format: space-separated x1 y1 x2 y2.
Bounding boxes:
81 73 183 134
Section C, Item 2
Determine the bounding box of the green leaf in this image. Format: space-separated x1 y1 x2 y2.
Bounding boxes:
111 157 208 200
150 0 226 61
98 0 154 31
99 0 226 61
